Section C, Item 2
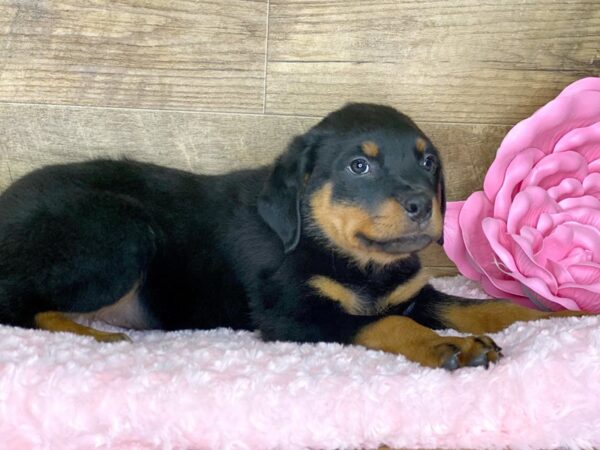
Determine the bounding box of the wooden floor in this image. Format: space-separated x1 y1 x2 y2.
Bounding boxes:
0 0 598 273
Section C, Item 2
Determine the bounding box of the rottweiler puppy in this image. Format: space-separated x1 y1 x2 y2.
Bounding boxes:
0 103 583 370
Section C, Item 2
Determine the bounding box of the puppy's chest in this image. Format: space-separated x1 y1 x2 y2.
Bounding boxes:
306 266 428 316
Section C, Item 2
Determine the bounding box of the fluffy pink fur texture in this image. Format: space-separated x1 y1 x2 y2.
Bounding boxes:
1 276 599 450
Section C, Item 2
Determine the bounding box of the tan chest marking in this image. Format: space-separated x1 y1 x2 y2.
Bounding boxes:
378 269 429 311
308 276 367 315
308 269 429 316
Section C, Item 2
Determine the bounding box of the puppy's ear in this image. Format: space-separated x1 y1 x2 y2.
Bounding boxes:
437 168 446 245
258 132 317 253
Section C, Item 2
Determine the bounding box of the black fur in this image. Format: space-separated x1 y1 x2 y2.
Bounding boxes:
0 103 454 343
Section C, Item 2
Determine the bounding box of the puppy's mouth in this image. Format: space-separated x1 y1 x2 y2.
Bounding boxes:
356 233 433 254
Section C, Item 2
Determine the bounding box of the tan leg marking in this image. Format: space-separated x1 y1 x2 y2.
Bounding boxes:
34 311 132 343
354 316 501 369
441 301 591 334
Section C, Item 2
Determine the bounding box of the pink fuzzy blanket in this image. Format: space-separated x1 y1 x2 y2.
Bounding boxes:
1 276 599 449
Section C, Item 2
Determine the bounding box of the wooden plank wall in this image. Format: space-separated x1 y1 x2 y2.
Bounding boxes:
1 0 598 275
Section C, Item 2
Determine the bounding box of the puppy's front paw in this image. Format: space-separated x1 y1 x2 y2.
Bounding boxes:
434 335 502 370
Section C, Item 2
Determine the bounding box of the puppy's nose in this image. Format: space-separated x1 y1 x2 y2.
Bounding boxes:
402 194 432 223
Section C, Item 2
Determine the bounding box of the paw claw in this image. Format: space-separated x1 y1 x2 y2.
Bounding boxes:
436 335 502 371
442 351 461 371
468 352 490 368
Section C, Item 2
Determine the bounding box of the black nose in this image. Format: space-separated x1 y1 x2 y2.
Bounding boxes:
402 194 432 223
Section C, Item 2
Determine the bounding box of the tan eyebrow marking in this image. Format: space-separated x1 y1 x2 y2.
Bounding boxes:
361 141 379 157
415 137 427 153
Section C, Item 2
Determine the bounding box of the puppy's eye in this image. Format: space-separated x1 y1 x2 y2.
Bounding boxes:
349 158 370 175
421 154 437 172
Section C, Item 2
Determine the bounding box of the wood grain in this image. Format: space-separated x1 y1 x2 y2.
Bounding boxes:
0 104 508 271
2 0 595 274
0 104 508 200
0 105 312 188
266 0 600 123
0 0 268 112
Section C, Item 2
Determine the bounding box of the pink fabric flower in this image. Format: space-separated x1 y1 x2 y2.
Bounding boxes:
444 78 600 312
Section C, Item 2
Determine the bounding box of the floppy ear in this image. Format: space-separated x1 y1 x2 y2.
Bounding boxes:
257 132 317 253
437 168 446 245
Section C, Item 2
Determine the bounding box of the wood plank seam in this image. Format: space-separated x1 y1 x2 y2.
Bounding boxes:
263 0 271 114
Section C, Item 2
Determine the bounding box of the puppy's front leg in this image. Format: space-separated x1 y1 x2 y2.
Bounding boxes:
433 296 590 335
354 316 501 370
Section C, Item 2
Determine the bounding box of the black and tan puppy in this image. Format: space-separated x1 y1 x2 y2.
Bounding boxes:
0 104 581 369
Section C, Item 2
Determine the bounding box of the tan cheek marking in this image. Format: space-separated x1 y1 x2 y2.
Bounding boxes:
378 269 430 310
428 198 443 241
308 275 367 315
310 183 412 266
310 182 370 254
361 141 379 157
369 199 408 238
415 137 427 153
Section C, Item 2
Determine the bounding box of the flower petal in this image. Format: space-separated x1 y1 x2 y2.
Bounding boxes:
484 78 600 200
567 262 600 285
583 173 600 197
506 186 560 234
457 192 500 281
557 285 600 313
546 259 575 285
511 234 558 294
522 151 587 190
588 159 600 174
538 208 600 234
489 148 544 219
546 178 584 202
479 276 531 305
560 77 600 96
480 218 530 297
447 77 600 312
554 121 600 163
443 200 483 281
558 195 600 211
514 274 577 311
567 222 600 261
540 224 576 262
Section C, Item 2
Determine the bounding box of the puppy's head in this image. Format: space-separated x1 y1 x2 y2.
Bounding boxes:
258 103 446 266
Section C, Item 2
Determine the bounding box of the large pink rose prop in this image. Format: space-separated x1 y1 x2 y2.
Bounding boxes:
444 78 600 312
